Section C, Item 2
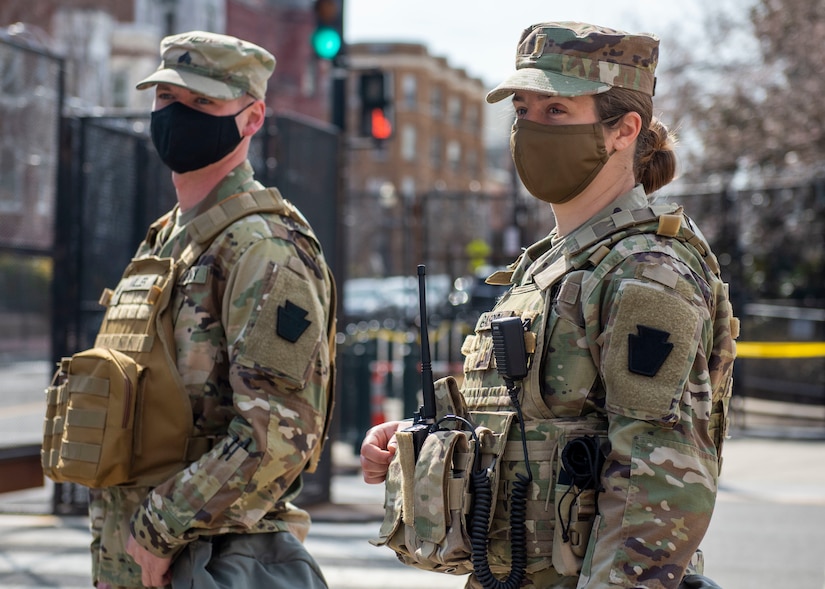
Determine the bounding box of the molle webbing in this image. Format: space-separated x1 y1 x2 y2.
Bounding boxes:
566 203 721 275
568 204 679 253
187 189 306 245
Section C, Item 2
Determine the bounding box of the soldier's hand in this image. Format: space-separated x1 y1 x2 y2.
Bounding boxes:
126 534 173 587
360 420 404 484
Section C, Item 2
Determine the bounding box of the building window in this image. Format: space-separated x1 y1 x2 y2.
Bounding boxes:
112 71 128 108
402 73 416 110
430 135 443 169
466 105 478 132
467 149 478 177
447 140 461 172
430 85 442 119
401 124 417 162
401 176 415 199
448 95 461 127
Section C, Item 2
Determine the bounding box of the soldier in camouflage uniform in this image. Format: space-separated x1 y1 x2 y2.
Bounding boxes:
361 22 736 589
89 31 335 588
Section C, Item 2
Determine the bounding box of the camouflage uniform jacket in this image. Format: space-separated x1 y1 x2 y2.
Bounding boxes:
88 161 335 587
463 185 736 589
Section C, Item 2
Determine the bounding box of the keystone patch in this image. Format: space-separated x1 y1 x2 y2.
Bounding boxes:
277 300 311 343
627 325 673 377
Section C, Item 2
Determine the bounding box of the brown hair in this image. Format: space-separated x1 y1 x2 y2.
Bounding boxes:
595 87 677 194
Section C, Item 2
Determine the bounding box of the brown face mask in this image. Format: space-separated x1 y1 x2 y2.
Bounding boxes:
510 118 612 204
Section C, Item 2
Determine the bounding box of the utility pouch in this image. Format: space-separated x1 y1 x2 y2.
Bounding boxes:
371 378 514 575
551 424 608 576
41 257 197 488
377 428 475 574
41 347 142 487
41 357 71 480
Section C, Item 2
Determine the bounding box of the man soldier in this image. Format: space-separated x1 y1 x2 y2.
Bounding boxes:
87 31 335 588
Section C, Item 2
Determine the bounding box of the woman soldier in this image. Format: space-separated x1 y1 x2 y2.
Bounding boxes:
362 21 735 589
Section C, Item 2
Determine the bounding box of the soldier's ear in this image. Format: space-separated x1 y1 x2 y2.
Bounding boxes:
607 112 642 153
240 99 266 137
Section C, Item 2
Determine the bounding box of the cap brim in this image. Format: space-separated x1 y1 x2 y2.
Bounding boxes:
135 67 245 100
486 67 611 103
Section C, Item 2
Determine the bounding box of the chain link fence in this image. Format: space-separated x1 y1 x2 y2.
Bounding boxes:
0 35 63 362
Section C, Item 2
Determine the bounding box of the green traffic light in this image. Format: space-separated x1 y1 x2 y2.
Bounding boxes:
311 26 342 59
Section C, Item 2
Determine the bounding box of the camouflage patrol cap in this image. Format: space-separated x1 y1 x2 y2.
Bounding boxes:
136 31 276 100
486 22 659 103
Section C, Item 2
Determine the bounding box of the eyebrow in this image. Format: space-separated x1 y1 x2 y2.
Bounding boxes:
512 92 562 104
155 84 210 101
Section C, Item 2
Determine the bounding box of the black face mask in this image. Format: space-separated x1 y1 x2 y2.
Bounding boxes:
150 101 252 174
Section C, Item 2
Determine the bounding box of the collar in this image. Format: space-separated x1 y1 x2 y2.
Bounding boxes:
514 185 650 285
179 161 264 225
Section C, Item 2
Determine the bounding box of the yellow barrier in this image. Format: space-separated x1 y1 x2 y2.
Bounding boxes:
736 342 825 358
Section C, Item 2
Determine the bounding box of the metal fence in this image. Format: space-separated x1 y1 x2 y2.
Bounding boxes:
52 116 176 361
0 35 63 254
664 179 825 304
0 34 63 362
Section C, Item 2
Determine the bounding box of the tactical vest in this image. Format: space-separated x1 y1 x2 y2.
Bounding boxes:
372 202 737 580
42 189 336 488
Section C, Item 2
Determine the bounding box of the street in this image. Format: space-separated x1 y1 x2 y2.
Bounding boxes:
0 360 49 448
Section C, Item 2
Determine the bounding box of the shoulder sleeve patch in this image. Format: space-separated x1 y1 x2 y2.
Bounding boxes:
242 258 324 388
602 280 704 425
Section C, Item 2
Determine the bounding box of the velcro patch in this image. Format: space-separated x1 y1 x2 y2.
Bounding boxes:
243 259 323 387
603 281 703 425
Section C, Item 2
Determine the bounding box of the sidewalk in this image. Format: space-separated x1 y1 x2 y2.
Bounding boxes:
1 434 823 589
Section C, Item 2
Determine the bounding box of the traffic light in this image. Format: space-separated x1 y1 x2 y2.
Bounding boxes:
359 71 393 140
311 0 343 60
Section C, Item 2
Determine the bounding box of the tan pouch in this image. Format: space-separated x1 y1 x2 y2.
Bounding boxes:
46 347 142 487
370 401 515 575
41 358 71 480
552 484 597 575
371 428 475 575
551 422 608 576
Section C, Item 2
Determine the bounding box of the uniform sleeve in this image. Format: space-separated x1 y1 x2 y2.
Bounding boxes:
130 235 333 557
578 250 720 589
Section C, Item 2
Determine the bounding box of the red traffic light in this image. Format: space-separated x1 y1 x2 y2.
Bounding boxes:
371 108 392 140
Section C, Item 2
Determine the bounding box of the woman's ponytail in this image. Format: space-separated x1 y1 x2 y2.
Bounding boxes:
596 88 677 194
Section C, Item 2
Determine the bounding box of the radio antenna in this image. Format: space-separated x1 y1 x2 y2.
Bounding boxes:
417 265 436 421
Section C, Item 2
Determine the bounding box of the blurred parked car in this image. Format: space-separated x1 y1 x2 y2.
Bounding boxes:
447 267 510 323
343 273 452 325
